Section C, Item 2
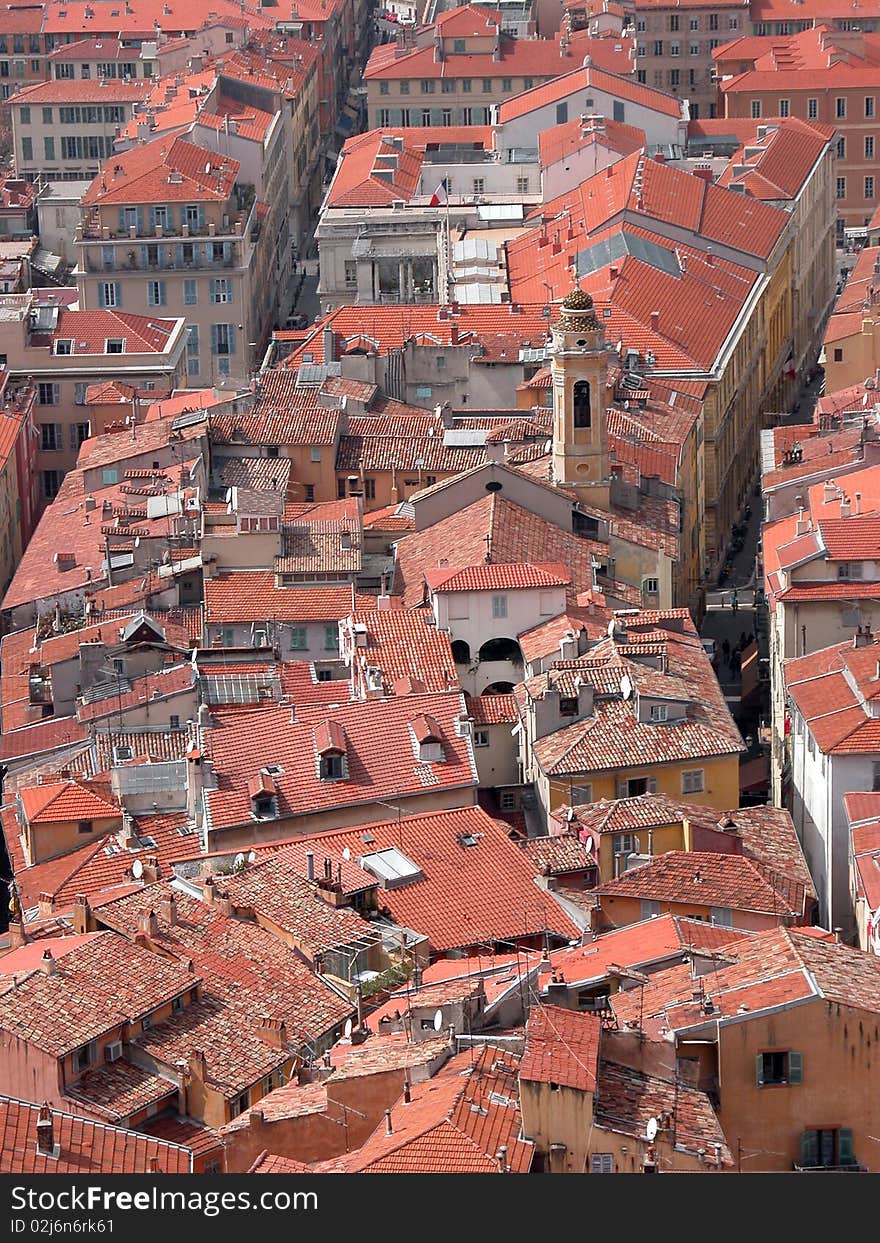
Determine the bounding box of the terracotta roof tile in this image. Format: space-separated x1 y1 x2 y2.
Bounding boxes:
595 1059 732 1165
521 1004 600 1092
204 573 356 624
0 931 198 1057
0 1096 192 1173
64 1061 178 1123
288 806 580 952
594 850 806 918
203 692 478 834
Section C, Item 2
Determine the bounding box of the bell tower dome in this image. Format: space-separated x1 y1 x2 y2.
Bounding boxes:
550 287 610 508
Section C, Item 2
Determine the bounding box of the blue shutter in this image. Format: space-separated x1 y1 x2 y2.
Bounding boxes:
210 323 218 354
148 206 156 229
838 1128 854 1165
226 279 233 304
159 281 166 306
228 324 236 354
140 244 148 268
175 243 183 267
198 206 205 230
97 282 105 308
208 279 216 304
787 1051 802 1084
113 282 121 308
136 206 144 233
117 207 126 231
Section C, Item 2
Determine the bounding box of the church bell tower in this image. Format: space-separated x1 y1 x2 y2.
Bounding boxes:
550 287 610 509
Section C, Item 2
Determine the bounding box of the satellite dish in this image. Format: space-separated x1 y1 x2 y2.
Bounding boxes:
433 1008 443 1032
247 850 257 863
646 1116 658 1142
344 1017 353 1039
342 847 351 861
620 673 632 700
132 858 144 879
234 852 246 869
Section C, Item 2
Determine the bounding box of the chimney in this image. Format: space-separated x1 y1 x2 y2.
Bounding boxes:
257 1017 287 1048
202 877 217 904
384 1109 393 1136
854 491 862 515
138 910 159 938
188 1049 207 1082
496 1145 509 1172
403 1080 412 1104
159 891 178 926
35 1104 56 1158
147 1156 161 1174
854 625 873 648
38 892 53 920
840 495 851 518
39 949 56 976
73 893 92 934
306 850 315 881
650 310 659 332
795 507 809 536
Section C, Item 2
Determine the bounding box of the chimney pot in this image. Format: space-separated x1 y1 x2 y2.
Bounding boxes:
384 1109 393 1136
35 1103 55 1157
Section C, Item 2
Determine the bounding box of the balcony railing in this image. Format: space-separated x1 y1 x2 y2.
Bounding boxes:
93 251 237 274
794 1163 867 1172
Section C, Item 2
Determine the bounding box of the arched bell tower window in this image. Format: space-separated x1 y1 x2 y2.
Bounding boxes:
573 380 591 429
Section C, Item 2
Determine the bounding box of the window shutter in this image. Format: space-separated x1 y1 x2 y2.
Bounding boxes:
52 384 60 405
799 1130 818 1167
210 323 219 355
198 206 205 230
647 777 658 793
176 243 183 266
148 206 156 228
136 207 144 233
159 281 166 306
838 1128 854 1165
787 1051 802 1084
227 280 233 304
755 1053 764 1086
228 325 236 354
118 207 126 231
209 279 216 304
616 780 627 798
113 282 121 308
97 283 105 308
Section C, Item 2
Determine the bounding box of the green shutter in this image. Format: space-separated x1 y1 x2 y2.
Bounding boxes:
838 1128 854 1165
755 1053 764 1086
787 1051 802 1084
800 1129 818 1168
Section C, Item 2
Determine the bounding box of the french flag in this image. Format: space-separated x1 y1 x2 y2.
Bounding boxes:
430 177 449 207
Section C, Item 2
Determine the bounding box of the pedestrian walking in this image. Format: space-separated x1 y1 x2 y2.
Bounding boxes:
730 650 741 678
730 589 738 613
739 631 747 650
722 638 731 663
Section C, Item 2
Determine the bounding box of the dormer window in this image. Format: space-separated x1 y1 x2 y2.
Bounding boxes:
649 704 669 722
838 562 863 580
320 753 346 780
315 720 348 781
559 696 578 715
247 770 278 819
410 714 445 763
105 338 125 354
54 339 73 355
